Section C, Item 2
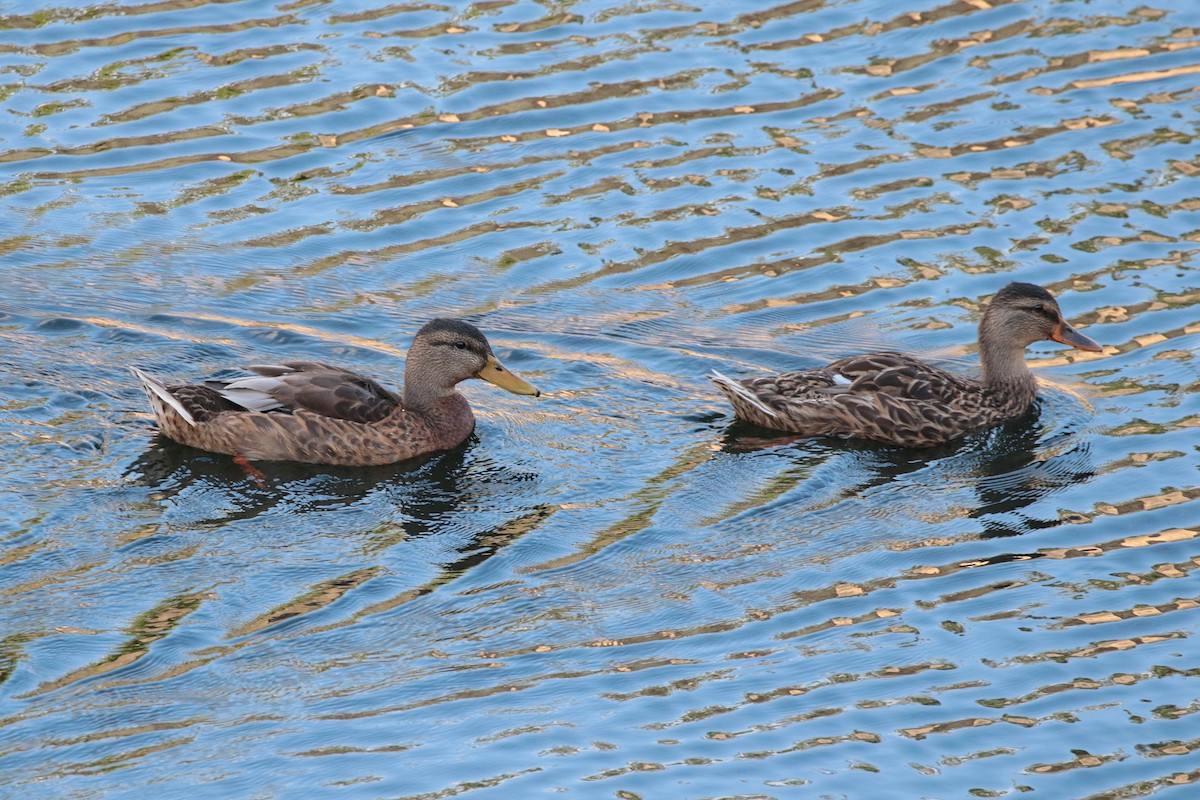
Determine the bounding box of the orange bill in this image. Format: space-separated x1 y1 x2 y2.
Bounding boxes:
1050 321 1102 352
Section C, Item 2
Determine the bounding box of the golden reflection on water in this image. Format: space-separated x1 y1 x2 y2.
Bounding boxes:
1 0 1199 796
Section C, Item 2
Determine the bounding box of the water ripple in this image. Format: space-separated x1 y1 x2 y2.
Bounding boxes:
2 0 1199 797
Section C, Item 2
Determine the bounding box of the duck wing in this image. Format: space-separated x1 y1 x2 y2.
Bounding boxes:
210 361 401 424
824 352 975 402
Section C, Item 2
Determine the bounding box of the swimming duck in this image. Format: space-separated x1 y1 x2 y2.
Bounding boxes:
133 318 540 466
710 282 1102 448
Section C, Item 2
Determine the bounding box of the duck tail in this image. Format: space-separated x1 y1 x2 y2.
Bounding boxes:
130 367 196 426
709 369 778 418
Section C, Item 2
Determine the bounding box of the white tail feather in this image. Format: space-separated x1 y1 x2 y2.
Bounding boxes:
709 369 778 418
130 367 196 426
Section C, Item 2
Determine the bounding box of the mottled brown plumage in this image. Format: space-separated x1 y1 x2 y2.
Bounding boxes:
133 319 540 466
711 282 1102 448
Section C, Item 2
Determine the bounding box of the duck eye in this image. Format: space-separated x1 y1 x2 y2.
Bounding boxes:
453 340 467 350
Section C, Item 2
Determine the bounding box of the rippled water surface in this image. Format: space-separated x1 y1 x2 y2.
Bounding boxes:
2 0 1199 796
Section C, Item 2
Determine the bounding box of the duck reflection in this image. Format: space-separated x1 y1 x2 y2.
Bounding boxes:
961 406 1095 538
112 434 551 655
127 433 473 524
716 397 1094 539
126 433 546 548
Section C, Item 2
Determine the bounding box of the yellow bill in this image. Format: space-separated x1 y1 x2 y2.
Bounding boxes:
477 355 540 396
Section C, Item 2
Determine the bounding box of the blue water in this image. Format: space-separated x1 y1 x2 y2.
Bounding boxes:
1 0 1198 796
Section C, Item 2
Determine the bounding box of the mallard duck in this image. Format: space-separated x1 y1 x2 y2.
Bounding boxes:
133 318 540 466
710 282 1102 448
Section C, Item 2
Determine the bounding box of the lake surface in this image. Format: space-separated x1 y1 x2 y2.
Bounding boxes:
1 0 1198 797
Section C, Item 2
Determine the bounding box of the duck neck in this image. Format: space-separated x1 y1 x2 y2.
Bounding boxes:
403 358 455 412
978 327 1036 399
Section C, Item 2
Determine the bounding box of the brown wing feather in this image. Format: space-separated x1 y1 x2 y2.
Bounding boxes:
208 362 401 424
168 385 242 423
247 362 401 424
